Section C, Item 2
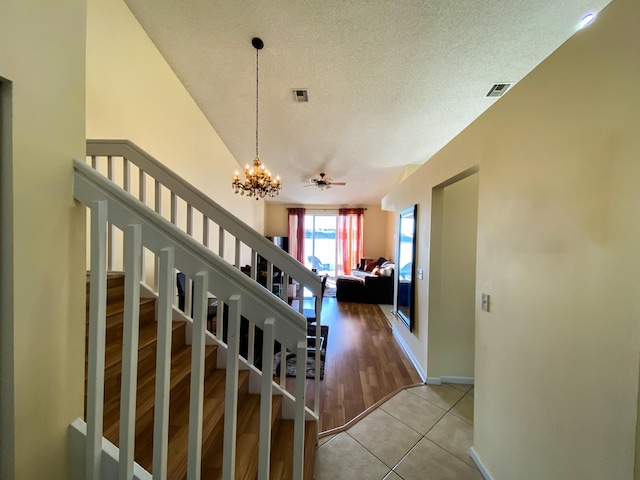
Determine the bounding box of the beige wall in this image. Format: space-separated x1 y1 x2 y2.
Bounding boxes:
382 0 640 477
86 0 264 269
427 173 478 379
265 203 391 259
0 1 87 479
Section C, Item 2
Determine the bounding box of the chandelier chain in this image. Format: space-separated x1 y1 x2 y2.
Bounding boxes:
256 48 260 157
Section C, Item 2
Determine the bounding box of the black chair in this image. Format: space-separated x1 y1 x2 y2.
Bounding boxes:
176 272 217 321
304 274 328 323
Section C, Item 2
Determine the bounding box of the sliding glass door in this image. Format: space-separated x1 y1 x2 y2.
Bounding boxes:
305 214 338 276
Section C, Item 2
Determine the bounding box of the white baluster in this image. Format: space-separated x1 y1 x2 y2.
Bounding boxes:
234 238 241 269
106 158 115 272
258 318 275 480
153 181 162 291
86 200 107 480
185 272 192 318
187 204 193 236
153 247 175 480
187 272 209 480
313 310 322 416
154 180 161 215
218 226 225 258
119 224 141 480
123 158 130 193
266 261 273 294
222 295 241 480
138 171 147 283
90 155 97 169
202 216 209 248
170 192 177 225
280 348 287 389
138 170 146 204
293 340 308 480
247 323 255 365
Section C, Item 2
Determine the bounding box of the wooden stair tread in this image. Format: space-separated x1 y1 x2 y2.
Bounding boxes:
102 343 218 441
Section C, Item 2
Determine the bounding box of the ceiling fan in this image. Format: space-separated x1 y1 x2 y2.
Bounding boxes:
305 172 346 190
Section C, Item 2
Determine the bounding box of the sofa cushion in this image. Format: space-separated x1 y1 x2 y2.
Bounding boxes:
378 265 394 277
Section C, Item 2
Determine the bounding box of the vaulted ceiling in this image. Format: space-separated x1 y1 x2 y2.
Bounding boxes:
124 0 610 205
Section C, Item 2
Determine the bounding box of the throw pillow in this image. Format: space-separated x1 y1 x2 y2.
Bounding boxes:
379 265 394 277
365 258 378 271
371 266 380 276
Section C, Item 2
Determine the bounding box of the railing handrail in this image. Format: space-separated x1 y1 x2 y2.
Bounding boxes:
75 158 308 348
86 139 321 297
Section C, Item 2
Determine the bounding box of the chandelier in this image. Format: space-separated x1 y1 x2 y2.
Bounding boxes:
232 37 281 200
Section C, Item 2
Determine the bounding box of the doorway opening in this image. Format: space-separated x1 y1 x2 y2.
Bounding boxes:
427 168 479 383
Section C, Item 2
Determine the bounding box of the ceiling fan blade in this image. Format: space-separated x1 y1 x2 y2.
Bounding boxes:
330 182 346 186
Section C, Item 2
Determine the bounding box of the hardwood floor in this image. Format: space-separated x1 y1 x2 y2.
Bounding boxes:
285 297 422 434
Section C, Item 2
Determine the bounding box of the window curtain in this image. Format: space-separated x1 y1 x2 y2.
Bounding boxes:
337 208 364 275
287 208 306 263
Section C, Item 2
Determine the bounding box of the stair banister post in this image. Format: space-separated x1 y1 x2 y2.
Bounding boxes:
258 318 275 480
152 247 175 480
187 271 209 480
86 200 108 480
293 340 308 480
119 224 142 480
223 295 242 480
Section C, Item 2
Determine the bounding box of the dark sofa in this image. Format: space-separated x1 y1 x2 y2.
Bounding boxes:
336 257 395 304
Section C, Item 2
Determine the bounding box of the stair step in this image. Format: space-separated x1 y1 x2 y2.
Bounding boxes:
102 342 218 443
137 369 251 476
269 419 317 480
86 272 317 479
198 393 284 480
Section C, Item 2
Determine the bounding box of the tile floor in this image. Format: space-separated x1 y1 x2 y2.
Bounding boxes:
314 383 480 480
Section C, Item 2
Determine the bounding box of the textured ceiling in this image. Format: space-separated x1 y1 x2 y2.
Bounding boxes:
124 0 610 206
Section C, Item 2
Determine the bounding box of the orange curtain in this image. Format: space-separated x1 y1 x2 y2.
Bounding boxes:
287 208 306 263
337 208 364 275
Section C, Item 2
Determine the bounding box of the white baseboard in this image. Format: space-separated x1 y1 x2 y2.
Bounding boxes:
440 376 474 385
391 325 426 382
470 446 494 480
426 377 442 385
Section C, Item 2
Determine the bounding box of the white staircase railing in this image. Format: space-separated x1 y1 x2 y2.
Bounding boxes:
72 157 315 479
86 139 323 413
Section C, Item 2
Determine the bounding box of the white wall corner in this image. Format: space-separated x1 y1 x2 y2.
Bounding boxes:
391 325 426 382
470 446 495 480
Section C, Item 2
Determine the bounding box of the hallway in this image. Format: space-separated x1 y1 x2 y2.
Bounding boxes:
314 384 478 480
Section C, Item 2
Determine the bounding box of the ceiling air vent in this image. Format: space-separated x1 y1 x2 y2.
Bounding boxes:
292 89 309 102
486 83 512 98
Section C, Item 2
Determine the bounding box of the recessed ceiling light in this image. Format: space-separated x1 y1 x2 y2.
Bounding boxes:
579 13 596 29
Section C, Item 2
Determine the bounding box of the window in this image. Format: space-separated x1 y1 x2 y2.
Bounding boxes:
304 214 337 276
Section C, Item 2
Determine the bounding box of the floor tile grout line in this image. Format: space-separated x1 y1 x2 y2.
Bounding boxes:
420 437 481 472
345 427 423 476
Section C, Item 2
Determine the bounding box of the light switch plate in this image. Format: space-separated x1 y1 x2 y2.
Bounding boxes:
481 293 490 312
417 268 423 280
